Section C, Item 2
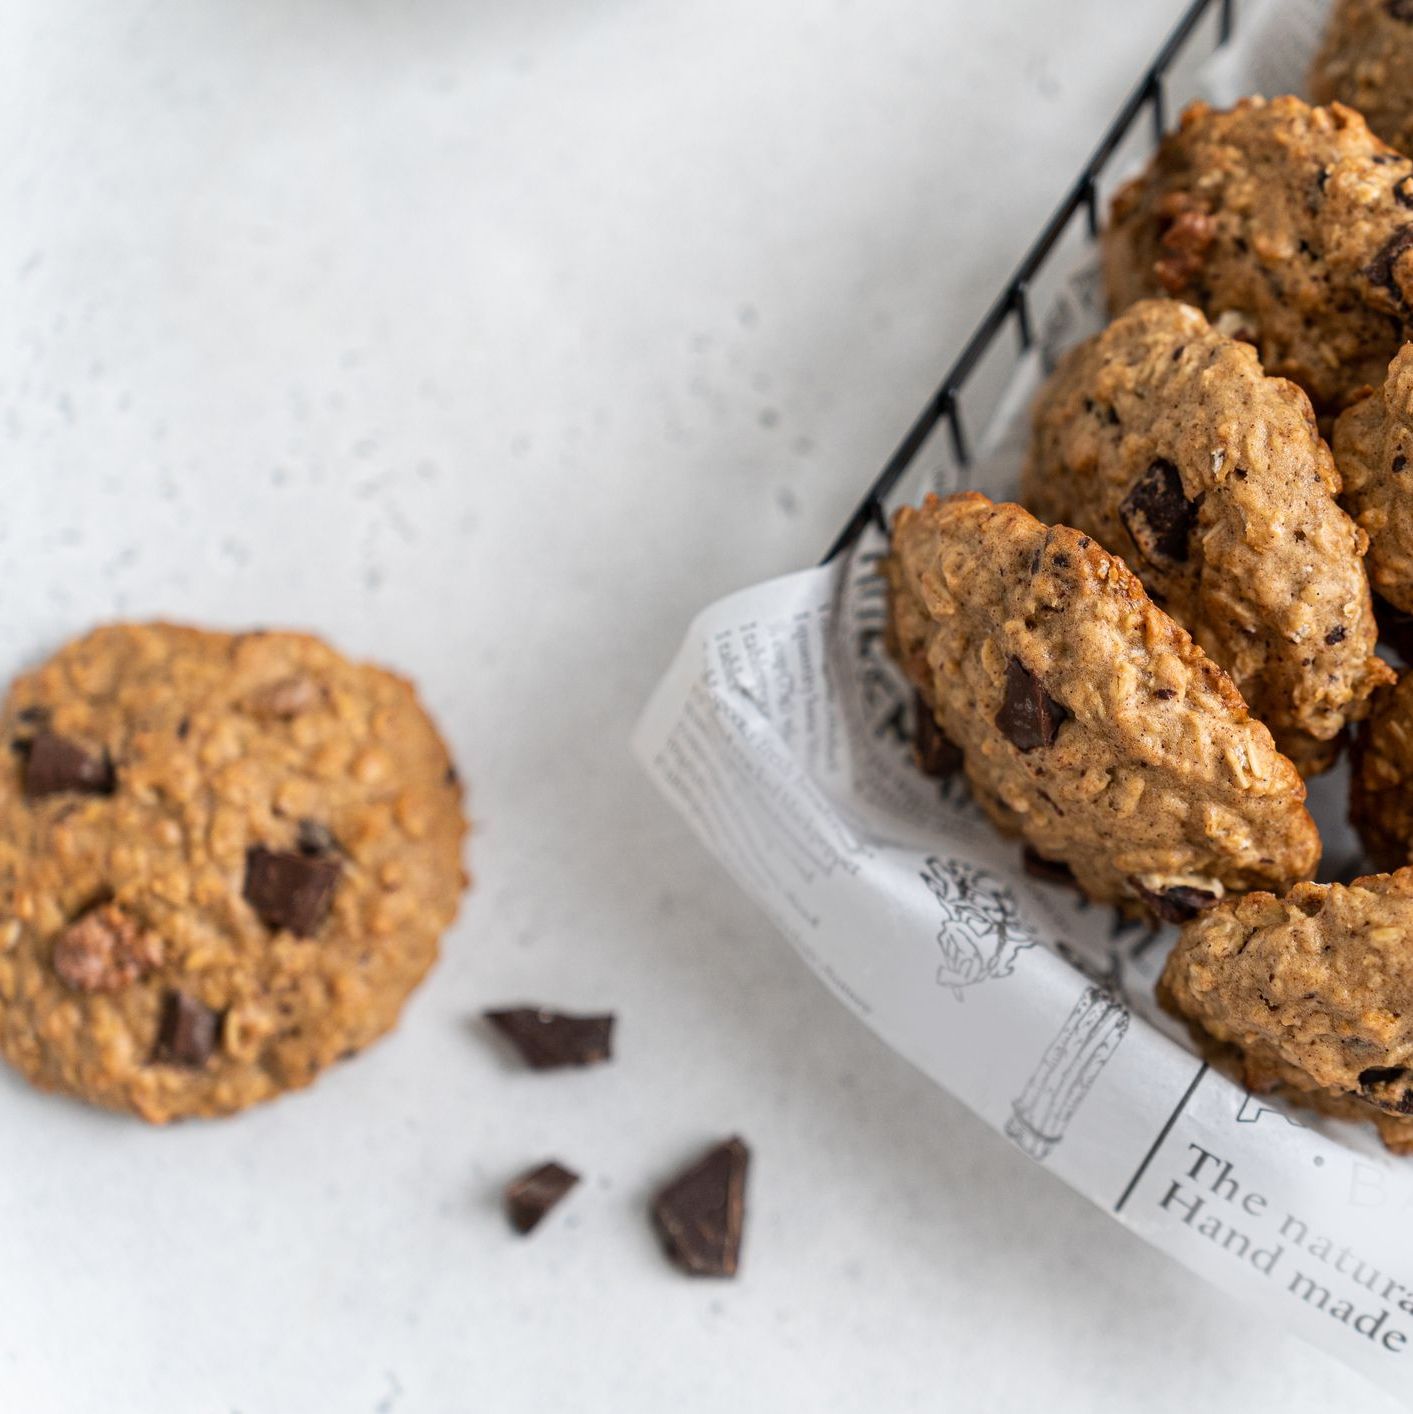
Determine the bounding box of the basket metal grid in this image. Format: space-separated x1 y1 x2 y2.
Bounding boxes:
822 0 1238 563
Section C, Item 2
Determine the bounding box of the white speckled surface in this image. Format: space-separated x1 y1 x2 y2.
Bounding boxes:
0 1 1399 1410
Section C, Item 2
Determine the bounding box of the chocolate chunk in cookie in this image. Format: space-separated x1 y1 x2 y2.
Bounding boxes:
995 658 1068 753
1024 299 1391 771
21 731 115 799
1104 96 1413 414
651 1137 749 1277
243 846 341 937
1117 459 1197 564
885 493 1320 915
152 990 221 1068
1160 871 1413 1153
1128 880 1219 924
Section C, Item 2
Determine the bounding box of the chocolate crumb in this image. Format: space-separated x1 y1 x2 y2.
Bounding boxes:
505 1160 580 1234
1325 625 1348 646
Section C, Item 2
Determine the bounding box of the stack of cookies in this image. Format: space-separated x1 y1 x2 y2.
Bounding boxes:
886 5 1413 1154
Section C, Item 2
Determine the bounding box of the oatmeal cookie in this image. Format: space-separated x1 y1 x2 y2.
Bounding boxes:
1311 0 1413 159
1104 96 1413 414
1334 341 1413 616
1351 668 1413 869
0 622 468 1122
1160 870 1413 1154
1023 297 1391 772
884 492 1320 918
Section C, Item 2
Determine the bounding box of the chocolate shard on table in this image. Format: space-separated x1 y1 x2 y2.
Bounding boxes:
504 1160 580 1234
483 1006 614 1069
651 1136 749 1277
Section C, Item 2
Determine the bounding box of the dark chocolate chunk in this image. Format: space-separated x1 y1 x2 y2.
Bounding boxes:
1364 225 1413 304
1118 459 1198 564
1129 879 1220 924
152 990 221 1067
21 731 115 800
995 657 1068 753
504 1160 580 1234
243 846 341 936
1387 0 1413 23
16 706 50 726
296 819 340 857
913 692 961 778
1395 454 1409 473
1325 625 1347 646
1359 1065 1413 1114
651 1137 749 1277
1022 847 1076 888
483 1007 614 1069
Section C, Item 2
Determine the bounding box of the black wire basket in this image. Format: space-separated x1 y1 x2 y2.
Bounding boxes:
823 0 1238 564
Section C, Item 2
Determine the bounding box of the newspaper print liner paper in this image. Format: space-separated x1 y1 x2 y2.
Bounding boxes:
633 0 1413 1399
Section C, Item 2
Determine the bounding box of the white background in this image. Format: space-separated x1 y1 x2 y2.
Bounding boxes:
0 1 1398 1411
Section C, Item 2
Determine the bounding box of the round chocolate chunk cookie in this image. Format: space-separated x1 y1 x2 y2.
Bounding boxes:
1023 298 1392 773
1312 0 1413 159
1351 669 1413 870
1104 96 1413 415
1160 871 1413 1155
1334 342 1413 616
0 623 468 1122
884 493 1320 919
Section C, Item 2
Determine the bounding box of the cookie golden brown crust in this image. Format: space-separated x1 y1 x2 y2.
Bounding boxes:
1104 96 1413 415
884 493 1320 918
1311 0 1413 159
1334 342 1413 615
1023 298 1392 772
0 622 469 1122
1160 871 1413 1154
1351 669 1413 871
